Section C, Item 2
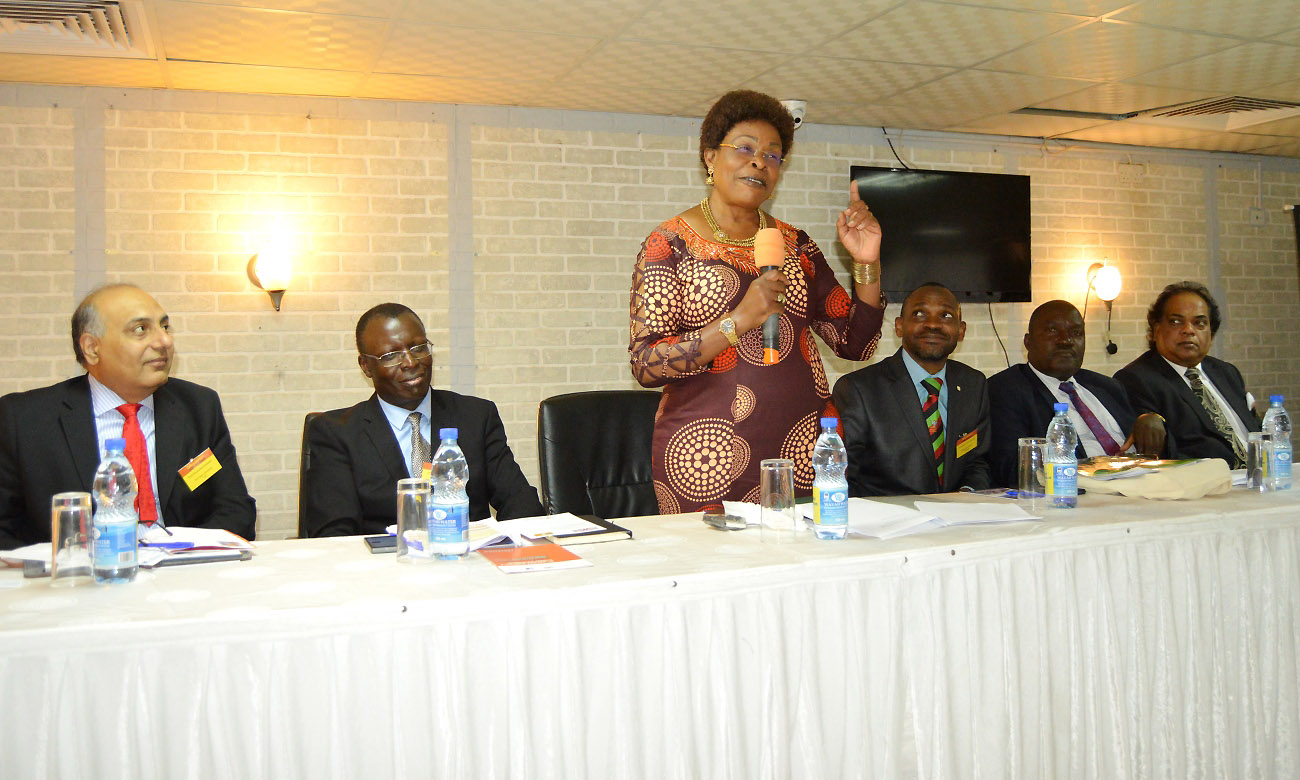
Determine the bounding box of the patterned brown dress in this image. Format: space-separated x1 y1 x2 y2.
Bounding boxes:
629 215 884 514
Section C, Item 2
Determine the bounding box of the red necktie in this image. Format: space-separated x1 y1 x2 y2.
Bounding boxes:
116 403 158 525
1058 381 1123 456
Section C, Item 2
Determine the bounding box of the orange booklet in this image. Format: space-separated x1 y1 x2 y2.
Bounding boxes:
477 542 592 573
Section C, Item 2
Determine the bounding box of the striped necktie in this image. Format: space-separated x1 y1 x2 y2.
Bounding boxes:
408 412 430 478
921 378 945 483
1185 367 1246 467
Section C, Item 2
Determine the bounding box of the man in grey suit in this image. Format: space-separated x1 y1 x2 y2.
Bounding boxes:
0 284 256 549
302 303 543 537
832 283 991 496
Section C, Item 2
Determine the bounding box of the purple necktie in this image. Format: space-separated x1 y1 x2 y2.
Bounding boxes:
1059 381 1123 456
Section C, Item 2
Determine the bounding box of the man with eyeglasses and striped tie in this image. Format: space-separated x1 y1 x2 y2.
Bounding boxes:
832 283 992 496
987 300 1169 487
1115 281 1259 468
301 303 543 537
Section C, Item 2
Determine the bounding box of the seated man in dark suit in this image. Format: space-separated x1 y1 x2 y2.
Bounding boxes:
987 300 1167 486
0 284 257 549
302 303 544 537
1115 281 1259 467
832 283 991 496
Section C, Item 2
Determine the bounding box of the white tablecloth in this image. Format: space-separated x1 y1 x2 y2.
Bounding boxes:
3 490 1298 779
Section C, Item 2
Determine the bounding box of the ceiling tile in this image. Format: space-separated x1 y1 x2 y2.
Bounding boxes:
1236 114 1300 137
1032 82 1220 115
0 54 165 88
1246 138 1300 157
945 112 1109 138
838 1 1086 68
939 0 1130 14
166 61 363 97
752 56 954 105
1157 131 1297 154
887 68 1092 114
625 0 898 55
534 84 713 116
1249 77 1300 104
1058 121 1219 146
983 20 1236 82
155 0 389 71
1111 0 1300 42
356 73 544 104
375 24 600 81
812 101 993 130
166 0 404 17
1130 42 1300 95
567 40 788 91
399 0 648 37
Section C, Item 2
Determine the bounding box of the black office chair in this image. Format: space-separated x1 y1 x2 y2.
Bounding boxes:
536 390 661 518
297 412 321 538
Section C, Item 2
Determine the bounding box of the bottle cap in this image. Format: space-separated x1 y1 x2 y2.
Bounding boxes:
439 427 458 440
104 437 126 452
1053 402 1069 413
1271 394 1284 403
819 417 838 427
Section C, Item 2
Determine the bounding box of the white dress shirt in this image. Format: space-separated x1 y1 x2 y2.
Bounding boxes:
1028 364 1131 457
88 374 163 527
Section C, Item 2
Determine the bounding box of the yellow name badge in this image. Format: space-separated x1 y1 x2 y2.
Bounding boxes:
420 462 432 480
179 448 222 491
955 430 978 459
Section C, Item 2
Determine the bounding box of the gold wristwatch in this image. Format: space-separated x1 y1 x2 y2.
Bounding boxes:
719 315 739 346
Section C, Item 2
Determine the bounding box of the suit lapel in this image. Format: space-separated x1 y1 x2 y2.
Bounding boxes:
884 353 939 491
1154 353 1222 436
152 384 183 509
943 366 970 489
57 377 100 492
363 395 411 481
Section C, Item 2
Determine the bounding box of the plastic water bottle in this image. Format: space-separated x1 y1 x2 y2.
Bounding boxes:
1263 395 1292 491
91 438 139 583
428 428 470 559
1045 403 1078 509
811 417 849 540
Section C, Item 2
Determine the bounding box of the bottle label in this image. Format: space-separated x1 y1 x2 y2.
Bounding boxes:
1275 448 1292 479
428 502 469 545
813 485 848 527
1045 463 1077 497
93 517 137 567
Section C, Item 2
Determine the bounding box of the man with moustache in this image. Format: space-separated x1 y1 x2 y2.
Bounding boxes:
1115 281 1258 466
302 303 543 537
832 282 992 496
986 300 1168 487
0 283 256 549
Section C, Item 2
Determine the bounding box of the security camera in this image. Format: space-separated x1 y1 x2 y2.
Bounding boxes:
780 99 806 129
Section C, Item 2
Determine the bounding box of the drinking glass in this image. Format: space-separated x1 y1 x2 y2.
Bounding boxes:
395 478 432 563
759 459 798 544
50 492 93 586
1017 437 1048 509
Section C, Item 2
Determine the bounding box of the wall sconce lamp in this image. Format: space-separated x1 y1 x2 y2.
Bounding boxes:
246 249 293 312
1087 261 1122 355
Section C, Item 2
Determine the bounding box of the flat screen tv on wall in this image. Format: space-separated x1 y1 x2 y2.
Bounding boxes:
849 165 1032 303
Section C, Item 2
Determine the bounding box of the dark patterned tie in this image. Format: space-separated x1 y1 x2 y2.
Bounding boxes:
1185 367 1246 467
921 378 945 483
408 412 430 478
1059 381 1123 456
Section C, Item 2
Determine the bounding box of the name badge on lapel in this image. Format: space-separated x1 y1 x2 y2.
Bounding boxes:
179 448 222 490
955 430 978 459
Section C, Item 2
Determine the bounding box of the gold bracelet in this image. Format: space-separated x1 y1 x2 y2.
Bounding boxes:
852 262 880 285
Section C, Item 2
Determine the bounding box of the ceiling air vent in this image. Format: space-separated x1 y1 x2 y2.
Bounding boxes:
0 0 153 58
1134 96 1300 132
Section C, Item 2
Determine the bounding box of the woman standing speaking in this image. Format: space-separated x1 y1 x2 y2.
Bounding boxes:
630 90 885 514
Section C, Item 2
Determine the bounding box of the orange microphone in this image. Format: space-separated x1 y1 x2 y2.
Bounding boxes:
754 227 784 365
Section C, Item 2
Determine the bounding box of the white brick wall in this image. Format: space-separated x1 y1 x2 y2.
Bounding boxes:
2 85 1299 539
